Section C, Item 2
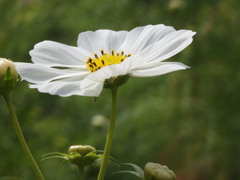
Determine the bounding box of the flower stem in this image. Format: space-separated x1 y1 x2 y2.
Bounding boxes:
78 167 86 180
97 88 118 180
3 94 45 180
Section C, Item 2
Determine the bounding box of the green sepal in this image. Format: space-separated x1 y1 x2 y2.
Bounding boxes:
4 67 13 81
0 67 19 95
42 150 105 168
42 152 71 164
104 75 130 89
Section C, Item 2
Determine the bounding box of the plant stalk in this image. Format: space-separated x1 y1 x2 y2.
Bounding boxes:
78 166 86 180
97 88 118 180
3 94 45 180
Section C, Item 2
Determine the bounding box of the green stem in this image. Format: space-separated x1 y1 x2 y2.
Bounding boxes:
78 167 86 180
97 88 118 180
3 94 45 180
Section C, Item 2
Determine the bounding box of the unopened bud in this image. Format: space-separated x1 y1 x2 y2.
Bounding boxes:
0 58 18 95
68 145 96 157
144 162 176 180
42 145 100 169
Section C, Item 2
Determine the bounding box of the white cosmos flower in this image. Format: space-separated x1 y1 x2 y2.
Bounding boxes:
15 24 195 97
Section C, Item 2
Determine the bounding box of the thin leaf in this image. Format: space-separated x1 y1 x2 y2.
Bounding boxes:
108 156 120 167
120 163 144 178
41 155 69 162
113 170 143 179
42 152 69 158
96 154 119 167
95 150 105 154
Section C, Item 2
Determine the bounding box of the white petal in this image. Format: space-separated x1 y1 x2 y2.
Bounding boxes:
130 62 189 77
84 69 112 84
30 74 103 97
15 63 63 83
119 24 175 54
81 83 103 97
105 58 132 77
79 78 104 96
30 81 83 97
140 30 196 63
128 54 145 69
30 41 91 67
77 30 128 55
15 62 88 83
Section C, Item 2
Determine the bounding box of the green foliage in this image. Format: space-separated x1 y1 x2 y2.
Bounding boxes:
0 0 240 179
114 163 144 179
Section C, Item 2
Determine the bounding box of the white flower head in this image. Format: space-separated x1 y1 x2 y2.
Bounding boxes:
15 24 195 97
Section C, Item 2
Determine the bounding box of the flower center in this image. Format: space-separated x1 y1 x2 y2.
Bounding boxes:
86 50 131 73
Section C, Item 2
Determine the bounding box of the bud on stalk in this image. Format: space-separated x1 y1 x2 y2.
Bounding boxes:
0 58 18 95
144 162 176 180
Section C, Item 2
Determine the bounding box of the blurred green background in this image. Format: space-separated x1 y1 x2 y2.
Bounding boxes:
0 0 239 179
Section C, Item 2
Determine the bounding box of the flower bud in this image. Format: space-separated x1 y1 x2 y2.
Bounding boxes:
68 145 96 157
144 162 176 180
66 145 99 168
0 58 18 95
42 145 100 169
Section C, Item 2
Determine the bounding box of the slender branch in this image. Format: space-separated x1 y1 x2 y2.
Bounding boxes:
3 94 45 180
97 88 118 180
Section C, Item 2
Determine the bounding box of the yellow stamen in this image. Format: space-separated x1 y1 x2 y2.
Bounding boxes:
111 50 115 56
86 50 131 73
94 53 99 59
